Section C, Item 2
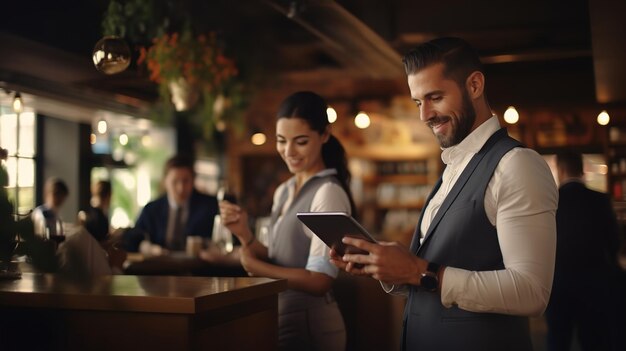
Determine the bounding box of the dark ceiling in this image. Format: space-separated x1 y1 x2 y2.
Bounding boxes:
1 0 622 113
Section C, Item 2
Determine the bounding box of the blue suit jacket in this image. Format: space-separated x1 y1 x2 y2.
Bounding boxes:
124 190 218 252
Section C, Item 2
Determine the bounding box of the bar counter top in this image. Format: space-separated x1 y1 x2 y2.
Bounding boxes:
0 272 285 314
0 273 287 351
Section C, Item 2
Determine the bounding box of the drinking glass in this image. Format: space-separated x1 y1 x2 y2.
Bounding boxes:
255 216 271 246
217 184 237 204
212 215 233 254
49 218 66 244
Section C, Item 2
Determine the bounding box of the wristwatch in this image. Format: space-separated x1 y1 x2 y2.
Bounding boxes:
420 261 441 292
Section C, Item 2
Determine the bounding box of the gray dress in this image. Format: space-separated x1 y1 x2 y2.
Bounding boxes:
269 171 347 351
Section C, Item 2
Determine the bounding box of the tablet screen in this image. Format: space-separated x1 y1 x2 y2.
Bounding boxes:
296 212 376 256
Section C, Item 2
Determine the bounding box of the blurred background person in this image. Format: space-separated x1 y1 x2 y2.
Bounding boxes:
59 202 126 277
31 177 69 240
81 180 112 242
545 150 624 351
122 155 219 254
220 91 355 350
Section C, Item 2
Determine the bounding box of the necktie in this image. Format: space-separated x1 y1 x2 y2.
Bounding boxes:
168 206 185 250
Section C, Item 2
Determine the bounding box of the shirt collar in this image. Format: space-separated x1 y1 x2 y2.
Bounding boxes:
440 116 501 165
559 178 584 188
167 193 189 210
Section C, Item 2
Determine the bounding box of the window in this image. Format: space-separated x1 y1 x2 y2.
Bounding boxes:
0 106 37 214
89 118 176 229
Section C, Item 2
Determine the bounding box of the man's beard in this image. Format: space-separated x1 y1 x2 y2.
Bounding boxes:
432 90 476 148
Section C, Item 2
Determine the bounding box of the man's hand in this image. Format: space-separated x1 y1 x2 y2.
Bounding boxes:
335 237 427 285
139 240 166 257
102 240 127 271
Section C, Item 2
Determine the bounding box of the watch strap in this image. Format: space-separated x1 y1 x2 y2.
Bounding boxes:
426 261 440 275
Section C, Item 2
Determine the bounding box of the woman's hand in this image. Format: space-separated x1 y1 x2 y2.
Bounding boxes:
218 200 252 243
199 244 227 263
239 245 258 276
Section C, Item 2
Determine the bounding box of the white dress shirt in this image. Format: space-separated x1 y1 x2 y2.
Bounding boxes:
387 116 557 317
272 168 351 278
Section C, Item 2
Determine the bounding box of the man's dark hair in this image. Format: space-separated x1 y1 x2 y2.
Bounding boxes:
402 37 484 87
163 155 195 177
45 177 69 198
82 207 109 242
92 180 111 200
556 150 583 177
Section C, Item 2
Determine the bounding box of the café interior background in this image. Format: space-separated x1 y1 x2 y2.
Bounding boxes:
1 0 626 242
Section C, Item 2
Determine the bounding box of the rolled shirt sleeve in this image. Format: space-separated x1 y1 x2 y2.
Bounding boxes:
440 148 558 316
304 181 351 278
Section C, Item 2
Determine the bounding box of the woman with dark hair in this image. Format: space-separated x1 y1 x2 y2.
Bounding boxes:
220 91 353 350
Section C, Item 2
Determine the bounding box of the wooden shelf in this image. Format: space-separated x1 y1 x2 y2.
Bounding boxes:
376 202 424 210
353 157 439 235
346 144 439 161
362 174 429 185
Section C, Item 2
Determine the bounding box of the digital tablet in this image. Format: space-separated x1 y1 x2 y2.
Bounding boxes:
296 212 377 256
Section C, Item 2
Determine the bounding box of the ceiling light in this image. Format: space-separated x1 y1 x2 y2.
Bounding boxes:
97 120 108 134
597 110 610 126
119 132 129 146
92 36 131 75
12 92 23 114
326 106 337 123
503 106 519 124
354 112 371 129
251 132 267 146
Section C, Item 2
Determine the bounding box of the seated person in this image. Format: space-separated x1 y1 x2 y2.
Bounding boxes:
31 177 69 239
123 155 219 254
83 180 111 242
86 179 126 263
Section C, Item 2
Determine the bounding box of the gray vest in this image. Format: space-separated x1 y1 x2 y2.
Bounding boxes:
270 173 341 314
403 129 532 351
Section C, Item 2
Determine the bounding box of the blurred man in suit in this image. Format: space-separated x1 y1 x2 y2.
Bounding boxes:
545 150 623 351
123 155 219 253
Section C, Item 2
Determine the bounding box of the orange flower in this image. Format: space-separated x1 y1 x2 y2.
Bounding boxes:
140 30 239 107
138 47 147 65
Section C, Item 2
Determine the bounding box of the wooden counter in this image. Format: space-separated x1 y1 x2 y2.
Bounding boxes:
0 273 287 351
122 252 247 277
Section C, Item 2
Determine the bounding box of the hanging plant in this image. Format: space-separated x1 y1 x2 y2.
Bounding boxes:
139 31 237 91
100 1 249 142
138 29 245 138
